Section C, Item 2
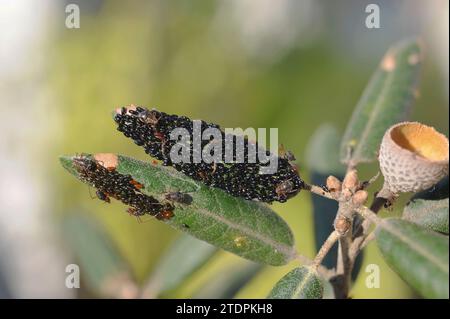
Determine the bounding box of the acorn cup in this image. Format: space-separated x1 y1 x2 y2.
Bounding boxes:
378 122 449 195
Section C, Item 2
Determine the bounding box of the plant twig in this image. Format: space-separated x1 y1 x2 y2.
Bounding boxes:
313 231 340 268
333 229 353 299
296 252 335 279
303 183 337 201
360 232 376 250
349 205 383 262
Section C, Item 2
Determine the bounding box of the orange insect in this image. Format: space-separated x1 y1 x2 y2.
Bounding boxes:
129 179 144 190
156 209 174 221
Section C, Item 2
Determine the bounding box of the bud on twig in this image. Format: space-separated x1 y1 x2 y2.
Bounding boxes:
326 175 342 192
342 169 358 192
334 216 352 236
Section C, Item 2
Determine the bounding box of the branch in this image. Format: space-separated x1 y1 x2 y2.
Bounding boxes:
303 183 337 201
295 252 335 280
349 205 384 261
313 231 340 268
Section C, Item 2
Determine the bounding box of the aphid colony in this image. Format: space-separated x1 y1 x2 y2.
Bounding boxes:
73 155 176 221
114 106 304 203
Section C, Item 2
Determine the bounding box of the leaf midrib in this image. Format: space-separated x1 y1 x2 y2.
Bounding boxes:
378 220 448 274
353 66 397 162
292 268 316 299
196 202 296 262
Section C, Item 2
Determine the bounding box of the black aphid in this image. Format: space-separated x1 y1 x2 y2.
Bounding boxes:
114 106 304 203
73 155 174 220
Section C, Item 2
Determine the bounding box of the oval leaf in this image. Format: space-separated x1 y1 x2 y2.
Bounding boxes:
267 266 323 299
403 198 449 234
340 39 422 165
375 218 449 299
142 234 218 297
192 260 261 299
60 154 296 266
306 123 346 176
62 214 137 298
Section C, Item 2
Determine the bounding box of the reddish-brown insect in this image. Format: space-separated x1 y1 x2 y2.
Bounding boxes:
96 190 111 203
156 209 175 221
129 179 144 190
197 171 208 181
137 108 160 126
210 162 217 175
279 144 296 161
275 180 295 200
154 131 165 141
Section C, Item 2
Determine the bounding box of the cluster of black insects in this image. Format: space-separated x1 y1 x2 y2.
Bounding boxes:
114 106 304 203
73 155 181 221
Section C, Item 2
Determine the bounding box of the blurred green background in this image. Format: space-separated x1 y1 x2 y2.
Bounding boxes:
0 0 448 298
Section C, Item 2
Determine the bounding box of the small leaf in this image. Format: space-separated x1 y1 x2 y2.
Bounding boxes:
403 198 449 234
375 218 449 299
60 154 297 266
62 214 138 298
192 260 262 298
306 124 346 176
340 39 422 165
142 234 218 297
267 266 323 299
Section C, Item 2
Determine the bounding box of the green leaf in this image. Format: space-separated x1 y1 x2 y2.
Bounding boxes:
403 198 449 234
306 123 346 176
375 218 449 299
62 214 137 298
142 234 218 297
267 266 323 299
60 154 296 266
192 260 261 298
340 39 422 165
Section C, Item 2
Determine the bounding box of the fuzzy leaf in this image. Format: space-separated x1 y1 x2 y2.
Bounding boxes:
142 234 218 297
267 266 323 299
340 39 422 165
375 218 449 299
403 198 449 234
60 154 296 266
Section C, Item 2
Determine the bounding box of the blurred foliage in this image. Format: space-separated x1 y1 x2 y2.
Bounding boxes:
50 0 448 298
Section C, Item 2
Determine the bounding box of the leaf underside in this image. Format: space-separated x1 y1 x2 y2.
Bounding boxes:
403 198 449 234
375 218 449 299
340 39 422 165
267 266 323 299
